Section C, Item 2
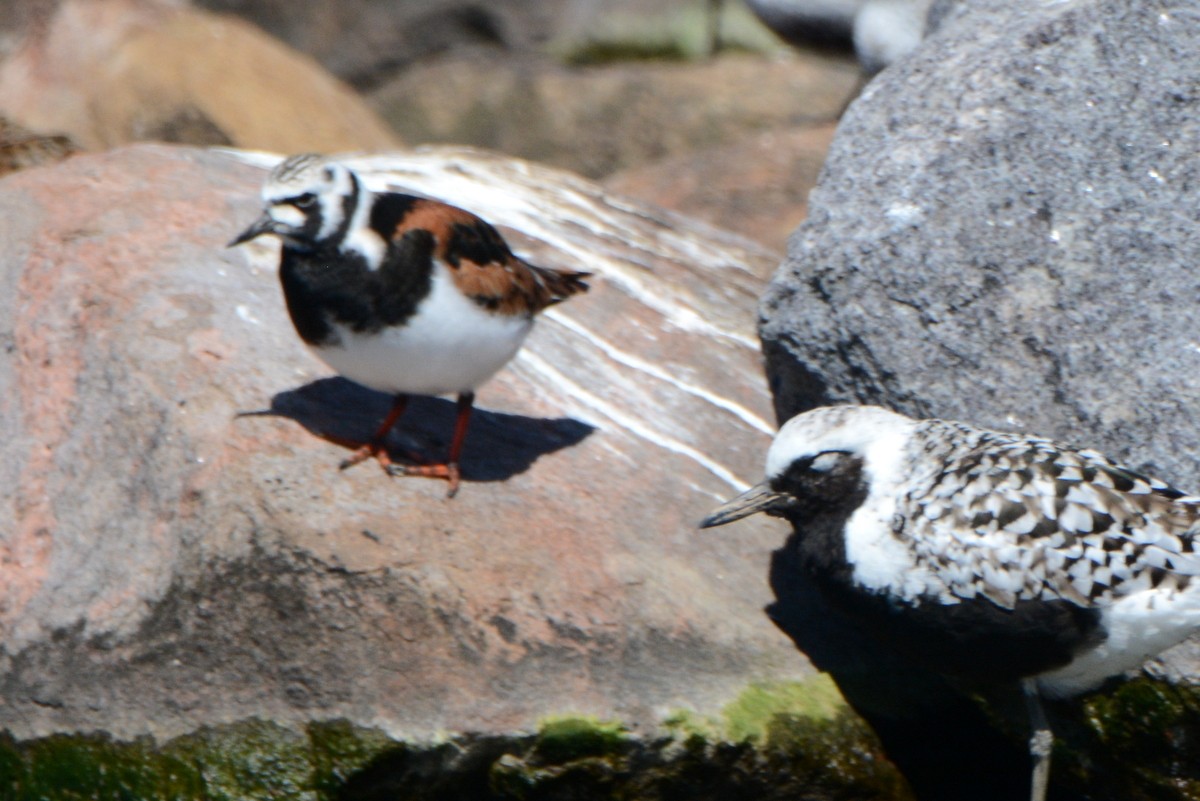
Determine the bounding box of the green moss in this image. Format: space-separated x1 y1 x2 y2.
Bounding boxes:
963 676 1200 801
1069 678 1200 800
660 708 721 742
532 715 629 763
722 675 846 743
307 719 396 797
763 709 909 799
551 4 786 66
0 731 204 801
0 720 398 801
167 720 313 800
0 692 908 801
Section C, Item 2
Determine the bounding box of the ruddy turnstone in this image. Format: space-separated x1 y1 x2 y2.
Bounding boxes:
229 153 590 496
702 405 1200 801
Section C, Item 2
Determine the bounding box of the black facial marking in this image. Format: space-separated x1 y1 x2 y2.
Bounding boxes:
769 452 869 587
293 202 325 246
273 193 326 251
277 192 438 346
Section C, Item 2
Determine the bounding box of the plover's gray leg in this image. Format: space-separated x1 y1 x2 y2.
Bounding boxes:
1022 678 1053 801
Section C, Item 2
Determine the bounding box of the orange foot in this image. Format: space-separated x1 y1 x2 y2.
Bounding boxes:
333 394 412 473
388 462 462 498
338 439 393 472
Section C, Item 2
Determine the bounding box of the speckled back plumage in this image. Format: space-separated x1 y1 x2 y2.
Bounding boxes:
899 420 1200 610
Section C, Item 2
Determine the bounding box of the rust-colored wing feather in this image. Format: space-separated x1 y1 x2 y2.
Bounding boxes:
388 197 589 316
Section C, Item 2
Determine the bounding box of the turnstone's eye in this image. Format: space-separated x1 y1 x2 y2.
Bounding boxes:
293 193 317 209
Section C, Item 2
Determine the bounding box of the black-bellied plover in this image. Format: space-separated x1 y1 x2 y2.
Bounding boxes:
703 404 1200 801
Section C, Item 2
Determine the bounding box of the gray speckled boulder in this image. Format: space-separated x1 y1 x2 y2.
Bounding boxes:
762 0 1200 492
758 6 1200 796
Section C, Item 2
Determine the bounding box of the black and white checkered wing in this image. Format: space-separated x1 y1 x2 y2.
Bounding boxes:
905 427 1200 609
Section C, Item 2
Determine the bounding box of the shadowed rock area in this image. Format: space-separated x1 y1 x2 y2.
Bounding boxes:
368 50 857 180
189 0 786 87
0 144 811 752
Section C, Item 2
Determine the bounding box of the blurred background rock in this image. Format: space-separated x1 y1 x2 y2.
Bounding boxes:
0 0 932 251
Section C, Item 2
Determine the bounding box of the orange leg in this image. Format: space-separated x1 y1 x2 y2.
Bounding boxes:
391 391 474 498
339 394 409 471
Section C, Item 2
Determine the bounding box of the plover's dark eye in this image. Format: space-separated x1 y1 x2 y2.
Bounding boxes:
293 193 317 209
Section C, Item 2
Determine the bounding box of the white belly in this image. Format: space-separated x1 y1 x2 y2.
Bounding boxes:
1036 586 1200 698
313 263 534 396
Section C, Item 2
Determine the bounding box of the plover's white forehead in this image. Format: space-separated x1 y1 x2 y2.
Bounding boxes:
765 405 917 478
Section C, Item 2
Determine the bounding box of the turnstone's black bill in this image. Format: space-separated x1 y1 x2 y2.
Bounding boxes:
230 153 590 496
703 404 1200 801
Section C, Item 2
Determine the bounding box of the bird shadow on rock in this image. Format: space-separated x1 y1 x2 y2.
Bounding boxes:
242 377 595 485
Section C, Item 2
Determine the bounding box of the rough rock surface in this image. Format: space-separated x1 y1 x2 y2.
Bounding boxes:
191 0 782 87
0 144 807 744
0 0 400 152
370 51 858 179
759 3 1200 796
193 0 555 86
763 0 1200 494
0 116 79 177
924 0 965 35
606 122 837 253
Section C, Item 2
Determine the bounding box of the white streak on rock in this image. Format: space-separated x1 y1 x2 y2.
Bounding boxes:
516 350 751 493
544 309 774 435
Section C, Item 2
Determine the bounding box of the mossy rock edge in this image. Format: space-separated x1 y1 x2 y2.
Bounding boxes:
0 677 909 801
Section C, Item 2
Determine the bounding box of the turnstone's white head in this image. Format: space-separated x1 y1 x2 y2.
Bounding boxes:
229 153 370 256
